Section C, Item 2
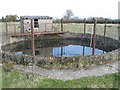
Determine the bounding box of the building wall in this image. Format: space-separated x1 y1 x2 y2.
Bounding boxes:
20 17 53 33
38 19 53 32
23 19 31 33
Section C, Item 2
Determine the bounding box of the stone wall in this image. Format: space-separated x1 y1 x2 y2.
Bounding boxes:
1 33 120 70
1 48 119 70
1 36 25 46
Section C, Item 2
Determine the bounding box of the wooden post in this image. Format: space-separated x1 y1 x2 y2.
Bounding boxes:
61 18 63 31
31 19 35 82
31 19 35 59
92 18 97 55
6 16 8 36
84 18 86 34
103 19 107 53
14 16 16 35
14 24 16 35
104 19 107 38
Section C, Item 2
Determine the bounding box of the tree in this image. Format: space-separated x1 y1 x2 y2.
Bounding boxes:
72 16 79 20
6 15 19 22
7 15 16 22
1 17 5 22
64 9 74 20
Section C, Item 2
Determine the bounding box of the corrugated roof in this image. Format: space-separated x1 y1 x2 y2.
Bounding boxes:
20 16 52 19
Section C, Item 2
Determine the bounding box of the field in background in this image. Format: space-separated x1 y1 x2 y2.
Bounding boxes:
1 22 119 40
63 23 118 40
1 22 20 36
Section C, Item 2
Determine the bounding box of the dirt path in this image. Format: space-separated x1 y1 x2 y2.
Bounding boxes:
14 61 119 81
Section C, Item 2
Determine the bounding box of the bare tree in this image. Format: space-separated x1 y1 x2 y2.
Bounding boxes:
64 9 74 20
72 16 79 20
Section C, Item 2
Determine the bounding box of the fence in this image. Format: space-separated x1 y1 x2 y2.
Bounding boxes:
2 18 119 40
3 22 63 36
2 22 20 36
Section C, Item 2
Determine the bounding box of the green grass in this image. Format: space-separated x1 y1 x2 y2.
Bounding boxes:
42 23 119 40
1 67 119 88
1 22 119 40
0 66 2 89
63 23 118 40
1 22 20 36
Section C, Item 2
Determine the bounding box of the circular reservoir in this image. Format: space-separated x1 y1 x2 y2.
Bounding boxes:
2 34 118 58
3 42 106 57
2 33 119 69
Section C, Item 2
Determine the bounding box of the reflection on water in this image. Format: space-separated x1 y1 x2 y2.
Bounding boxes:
16 51 23 54
15 45 105 57
53 45 105 57
2 39 107 57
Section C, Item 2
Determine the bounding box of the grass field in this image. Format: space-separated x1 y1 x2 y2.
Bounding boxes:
1 67 119 88
0 67 2 89
1 22 119 40
64 23 118 40
1 22 119 88
54 23 118 40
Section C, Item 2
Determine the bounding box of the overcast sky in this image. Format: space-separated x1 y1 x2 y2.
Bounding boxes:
0 0 119 19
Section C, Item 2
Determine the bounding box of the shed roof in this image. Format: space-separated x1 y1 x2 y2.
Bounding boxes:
20 16 52 20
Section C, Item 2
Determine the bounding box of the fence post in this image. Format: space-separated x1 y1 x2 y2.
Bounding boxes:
31 19 35 59
84 18 86 34
92 18 97 55
103 19 107 53
14 24 16 35
61 18 63 31
6 15 8 36
14 16 16 35
104 19 107 38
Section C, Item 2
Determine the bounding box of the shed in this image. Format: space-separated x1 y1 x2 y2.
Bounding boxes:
20 16 53 33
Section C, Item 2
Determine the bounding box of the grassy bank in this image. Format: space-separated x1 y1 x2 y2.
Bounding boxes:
1 67 119 88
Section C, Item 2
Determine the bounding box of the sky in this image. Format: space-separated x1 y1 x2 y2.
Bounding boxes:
0 0 119 19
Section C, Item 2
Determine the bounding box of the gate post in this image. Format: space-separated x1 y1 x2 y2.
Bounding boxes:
84 18 86 34
6 15 8 36
61 18 63 31
104 19 107 39
14 24 16 35
31 19 35 59
92 18 97 55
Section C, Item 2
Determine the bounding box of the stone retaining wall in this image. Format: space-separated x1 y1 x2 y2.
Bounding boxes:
1 33 120 69
1 36 27 46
